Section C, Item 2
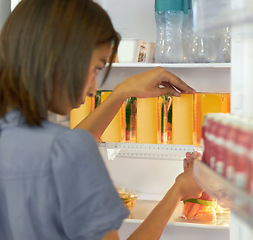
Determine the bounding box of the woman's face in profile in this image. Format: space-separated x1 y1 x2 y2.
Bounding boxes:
57 42 112 115
77 42 112 108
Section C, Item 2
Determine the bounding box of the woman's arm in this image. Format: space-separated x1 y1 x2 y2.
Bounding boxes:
102 230 120 240
101 184 183 240
127 159 202 240
102 157 202 240
75 67 195 140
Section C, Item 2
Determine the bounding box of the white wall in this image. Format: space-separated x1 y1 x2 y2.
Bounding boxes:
95 0 157 43
0 0 11 31
11 0 21 11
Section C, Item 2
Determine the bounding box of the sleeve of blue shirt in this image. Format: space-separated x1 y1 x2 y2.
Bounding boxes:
51 128 129 240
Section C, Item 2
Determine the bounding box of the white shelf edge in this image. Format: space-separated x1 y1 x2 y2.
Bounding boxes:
99 142 201 161
124 218 230 230
194 160 253 228
124 200 229 230
109 63 231 69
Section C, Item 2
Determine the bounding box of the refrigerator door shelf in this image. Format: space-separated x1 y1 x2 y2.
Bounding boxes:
194 160 253 228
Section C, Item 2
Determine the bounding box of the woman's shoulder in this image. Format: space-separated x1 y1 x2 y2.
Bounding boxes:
46 122 98 161
44 120 94 141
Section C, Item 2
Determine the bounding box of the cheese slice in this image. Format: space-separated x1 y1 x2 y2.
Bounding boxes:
136 97 161 144
201 93 223 118
70 97 95 129
222 93 231 113
172 94 194 145
100 91 125 142
193 93 202 146
194 93 225 146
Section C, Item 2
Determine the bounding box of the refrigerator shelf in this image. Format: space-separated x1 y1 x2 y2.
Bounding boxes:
110 63 231 69
99 142 200 161
119 200 229 240
127 200 229 229
194 160 253 227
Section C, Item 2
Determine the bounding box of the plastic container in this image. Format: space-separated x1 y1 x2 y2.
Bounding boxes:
181 192 217 222
155 0 184 63
117 188 138 211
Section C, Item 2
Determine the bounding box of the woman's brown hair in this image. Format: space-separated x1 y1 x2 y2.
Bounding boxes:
0 0 120 125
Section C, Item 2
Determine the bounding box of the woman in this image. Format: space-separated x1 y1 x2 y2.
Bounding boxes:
0 0 202 239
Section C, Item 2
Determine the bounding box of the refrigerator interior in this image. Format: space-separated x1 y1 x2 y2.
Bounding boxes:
95 0 231 239
5 0 253 239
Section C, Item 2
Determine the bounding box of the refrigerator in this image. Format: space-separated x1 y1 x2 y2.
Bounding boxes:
94 0 253 239
2 0 252 239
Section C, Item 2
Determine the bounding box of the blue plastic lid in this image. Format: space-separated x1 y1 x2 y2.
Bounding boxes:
155 0 183 11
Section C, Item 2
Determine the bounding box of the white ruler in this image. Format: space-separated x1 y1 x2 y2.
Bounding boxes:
99 142 201 161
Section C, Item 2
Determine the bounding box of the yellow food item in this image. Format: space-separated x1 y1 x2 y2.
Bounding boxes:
193 93 230 146
181 199 217 222
193 93 202 146
100 91 125 142
136 97 161 144
118 189 138 210
172 94 194 145
201 93 223 120
70 97 95 129
222 93 231 113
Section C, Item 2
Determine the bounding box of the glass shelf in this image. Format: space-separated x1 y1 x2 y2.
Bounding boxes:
194 160 253 228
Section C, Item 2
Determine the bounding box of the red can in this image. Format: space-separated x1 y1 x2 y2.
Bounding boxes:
215 115 230 176
233 122 251 190
247 131 253 194
208 118 220 169
224 118 240 182
201 116 212 166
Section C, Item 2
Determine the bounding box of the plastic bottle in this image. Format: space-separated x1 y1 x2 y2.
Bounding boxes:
181 0 192 63
187 9 217 63
155 0 184 63
219 27 231 63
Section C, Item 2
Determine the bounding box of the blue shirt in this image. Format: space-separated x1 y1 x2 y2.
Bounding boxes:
0 110 129 240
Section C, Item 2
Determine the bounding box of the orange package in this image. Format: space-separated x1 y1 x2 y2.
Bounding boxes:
181 192 217 222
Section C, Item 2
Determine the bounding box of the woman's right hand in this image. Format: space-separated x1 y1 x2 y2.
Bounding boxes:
113 67 196 101
175 151 203 201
